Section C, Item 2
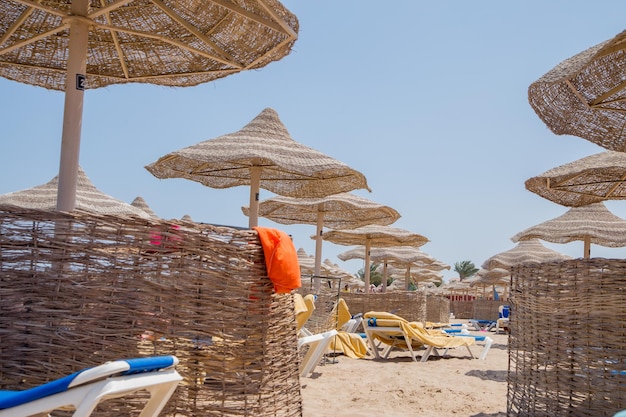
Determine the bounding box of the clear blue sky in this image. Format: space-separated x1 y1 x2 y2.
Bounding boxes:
2 1 626 281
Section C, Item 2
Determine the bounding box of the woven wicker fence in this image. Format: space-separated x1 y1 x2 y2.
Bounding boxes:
449 300 474 319
508 259 626 417
426 295 450 323
473 300 507 322
339 291 428 323
0 206 302 417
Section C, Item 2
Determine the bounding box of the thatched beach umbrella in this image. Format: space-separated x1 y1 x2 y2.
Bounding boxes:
242 192 399 278
528 29 626 151
481 239 573 270
131 196 159 219
147 108 371 228
297 248 331 277
0 166 150 219
511 202 626 258
0 1 298 211
525 151 626 207
338 245 439 291
322 225 429 293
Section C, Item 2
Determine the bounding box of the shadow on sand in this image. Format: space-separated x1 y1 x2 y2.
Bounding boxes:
465 369 508 382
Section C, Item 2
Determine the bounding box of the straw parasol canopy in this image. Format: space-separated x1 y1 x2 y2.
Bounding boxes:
131 196 159 219
476 268 511 282
242 192 400 278
528 29 626 151
0 166 150 219
322 225 429 292
322 258 363 288
338 245 440 291
1 1 298 213
146 108 371 228
297 248 330 276
338 245 436 265
481 239 573 270
511 202 626 258
525 151 626 207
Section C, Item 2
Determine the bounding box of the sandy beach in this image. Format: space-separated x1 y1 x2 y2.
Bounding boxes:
301 324 509 417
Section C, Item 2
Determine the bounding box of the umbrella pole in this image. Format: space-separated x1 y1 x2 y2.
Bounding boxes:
56 8 89 212
405 266 411 291
313 207 324 292
248 166 261 228
584 237 591 259
382 261 388 293
364 240 371 293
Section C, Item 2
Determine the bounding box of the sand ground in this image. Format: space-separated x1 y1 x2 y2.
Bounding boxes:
300 323 509 417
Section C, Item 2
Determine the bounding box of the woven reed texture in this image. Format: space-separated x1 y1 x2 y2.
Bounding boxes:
481 239 572 270
146 108 370 199
508 259 626 417
340 292 428 323
0 0 298 91
449 301 474 319
297 276 342 334
322 225 429 248
0 205 302 417
426 295 450 323
525 151 626 207
511 202 626 248
0 166 151 219
528 29 626 152
246 193 400 229
472 300 508 322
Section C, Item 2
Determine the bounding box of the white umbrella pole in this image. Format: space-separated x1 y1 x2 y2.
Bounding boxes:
313 206 324 292
248 166 261 228
405 266 411 291
364 240 371 293
382 261 388 293
56 8 89 212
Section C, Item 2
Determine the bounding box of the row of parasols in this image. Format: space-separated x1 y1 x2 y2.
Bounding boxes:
447 27 626 295
2 3 626 294
5 100 626 295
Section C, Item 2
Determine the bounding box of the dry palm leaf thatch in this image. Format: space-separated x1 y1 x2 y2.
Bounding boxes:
511 202 626 258
338 245 435 264
146 108 370 228
245 193 399 229
0 0 299 90
0 166 150 219
528 29 626 151
147 108 370 198
525 151 626 207
323 225 429 292
481 239 572 270
244 192 399 276
131 196 160 219
0 1 298 212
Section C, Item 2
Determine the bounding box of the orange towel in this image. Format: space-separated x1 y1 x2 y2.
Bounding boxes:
254 227 302 294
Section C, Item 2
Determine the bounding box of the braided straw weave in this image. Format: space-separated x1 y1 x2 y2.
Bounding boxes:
245 193 400 229
525 151 626 207
0 166 151 219
0 205 302 417
508 259 626 416
146 108 370 198
0 0 298 91
511 202 626 248
481 239 572 270
528 29 626 151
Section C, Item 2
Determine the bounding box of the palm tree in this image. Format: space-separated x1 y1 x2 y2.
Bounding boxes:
356 262 389 286
454 260 478 281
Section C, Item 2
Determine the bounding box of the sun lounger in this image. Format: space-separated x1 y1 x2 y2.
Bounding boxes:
469 319 496 332
496 305 510 334
362 312 478 362
0 355 181 417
